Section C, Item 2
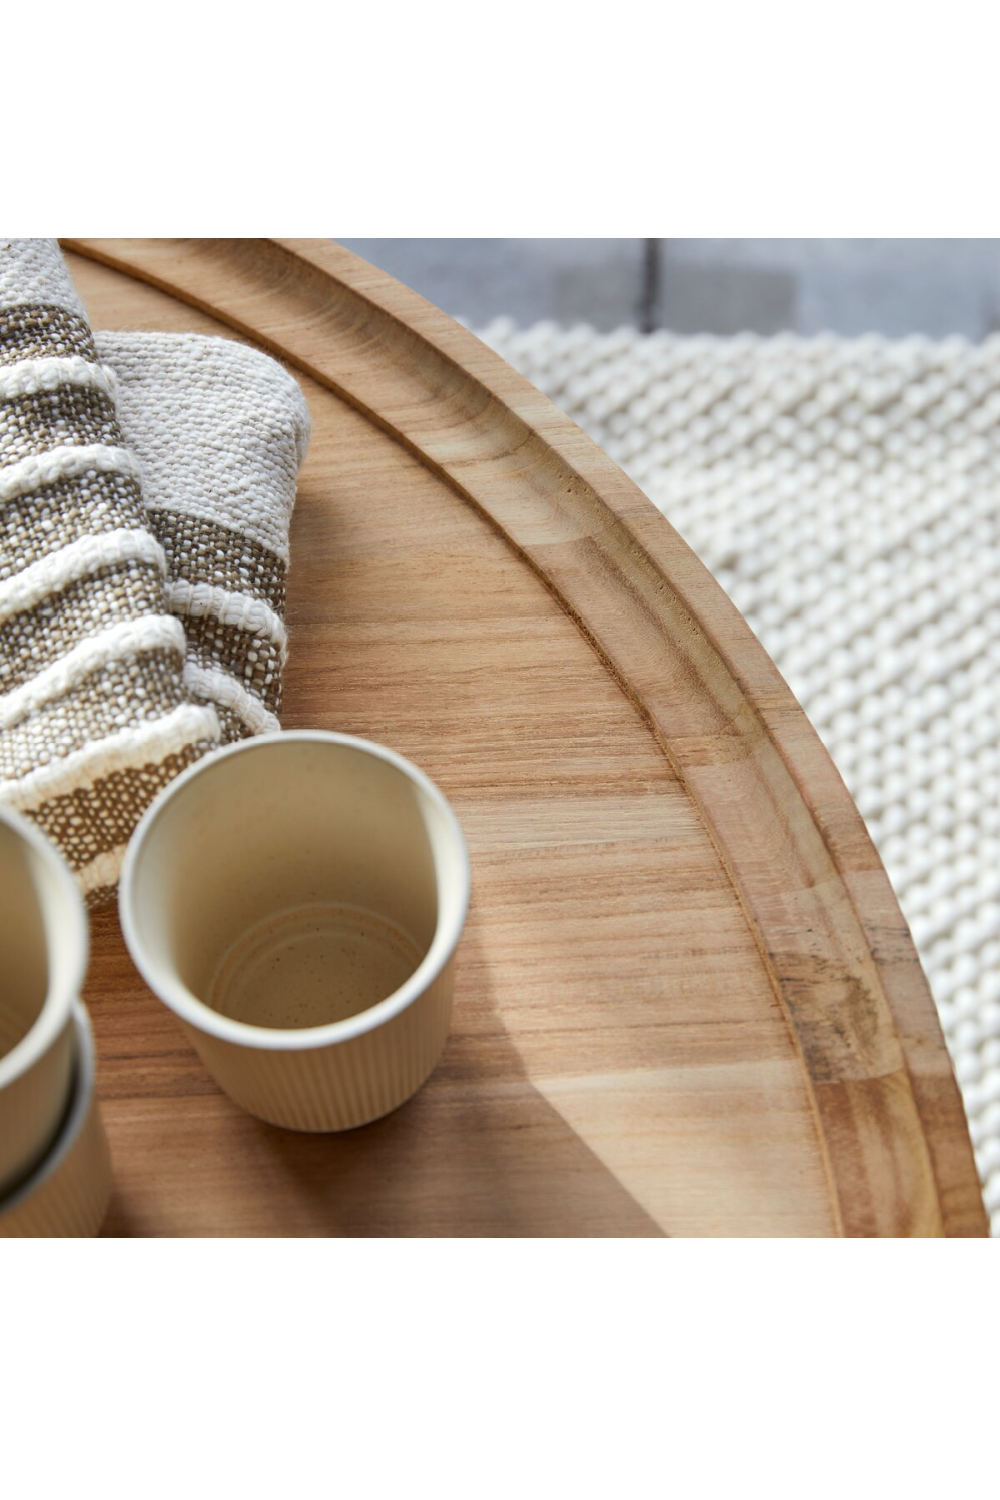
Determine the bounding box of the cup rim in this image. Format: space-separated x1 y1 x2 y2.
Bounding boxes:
0 805 88 1094
0 1000 93 1219
119 730 471 1052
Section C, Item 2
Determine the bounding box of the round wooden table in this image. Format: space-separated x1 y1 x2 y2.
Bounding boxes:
64 239 987 1236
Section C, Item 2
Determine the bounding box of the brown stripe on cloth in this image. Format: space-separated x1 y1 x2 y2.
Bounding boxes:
28 741 212 867
0 304 97 365
0 383 119 464
0 649 186 781
0 470 150 582
28 737 217 902
84 883 118 909
182 614 285 715
210 704 251 745
0 561 168 689
148 508 288 615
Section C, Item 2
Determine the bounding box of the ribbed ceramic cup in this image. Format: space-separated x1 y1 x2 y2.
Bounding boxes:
120 732 470 1131
0 805 86 1198
0 1002 112 1237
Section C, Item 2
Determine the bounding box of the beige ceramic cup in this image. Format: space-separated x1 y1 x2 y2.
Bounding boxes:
0 1002 112 1237
120 731 470 1131
0 805 85 1198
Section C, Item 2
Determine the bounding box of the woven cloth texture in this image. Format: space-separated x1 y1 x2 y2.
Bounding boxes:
0 239 219 904
0 240 309 903
477 317 1000 1234
98 332 311 745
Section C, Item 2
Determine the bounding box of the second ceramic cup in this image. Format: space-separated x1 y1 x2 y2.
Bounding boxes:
0 1002 112 1238
119 732 470 1131
0 805 85 1197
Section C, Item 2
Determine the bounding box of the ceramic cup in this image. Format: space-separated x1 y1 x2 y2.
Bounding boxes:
0 804 86 1198
0 1001 112 1237
120 731 471 1131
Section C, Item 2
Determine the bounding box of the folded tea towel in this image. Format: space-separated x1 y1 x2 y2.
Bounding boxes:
99 333 311 743
0 239 311 904
0 239 220 904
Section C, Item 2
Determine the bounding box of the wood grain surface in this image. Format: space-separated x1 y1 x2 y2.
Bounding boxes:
62 239 987 1237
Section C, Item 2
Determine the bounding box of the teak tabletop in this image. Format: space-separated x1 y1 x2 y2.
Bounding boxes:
62 239 987 1237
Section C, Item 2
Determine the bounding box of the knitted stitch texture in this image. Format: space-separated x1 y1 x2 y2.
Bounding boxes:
478 316 1000 1232
0 240 220 904
98 333 311 743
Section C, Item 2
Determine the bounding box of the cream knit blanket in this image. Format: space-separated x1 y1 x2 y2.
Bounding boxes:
479 317 1000 1233
0 240 310 904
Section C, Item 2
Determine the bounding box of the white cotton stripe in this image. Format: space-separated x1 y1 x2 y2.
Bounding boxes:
0 357 118 404
166 579 288 653
0 443 142 504
0 703 220 814
183 661 281 735
76 844 128 896
0 615 185 731
0 527 166 627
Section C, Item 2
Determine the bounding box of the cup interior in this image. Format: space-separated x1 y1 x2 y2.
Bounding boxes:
123 735 468 1037
0 812 82 1070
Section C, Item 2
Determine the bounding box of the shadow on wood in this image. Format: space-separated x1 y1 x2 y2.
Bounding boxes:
91 914 665 1237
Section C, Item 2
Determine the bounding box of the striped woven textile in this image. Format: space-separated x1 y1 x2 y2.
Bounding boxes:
0 240 310 904
101 332 310 743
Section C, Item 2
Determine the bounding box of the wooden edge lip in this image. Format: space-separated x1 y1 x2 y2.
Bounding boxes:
60 238 988 1236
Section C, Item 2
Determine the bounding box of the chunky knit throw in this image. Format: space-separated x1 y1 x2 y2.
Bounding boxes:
0 240 310 904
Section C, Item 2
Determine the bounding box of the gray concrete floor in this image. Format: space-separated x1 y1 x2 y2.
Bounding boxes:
338 239 1000 338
